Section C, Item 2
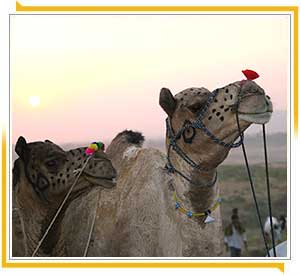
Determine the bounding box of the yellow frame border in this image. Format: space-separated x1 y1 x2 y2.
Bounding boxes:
15 2 298 13
2 2 298 271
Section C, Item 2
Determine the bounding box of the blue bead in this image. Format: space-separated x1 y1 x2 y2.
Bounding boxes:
187 211 193 218
175 202 180 209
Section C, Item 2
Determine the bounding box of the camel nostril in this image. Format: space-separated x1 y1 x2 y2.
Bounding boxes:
38 177 49 190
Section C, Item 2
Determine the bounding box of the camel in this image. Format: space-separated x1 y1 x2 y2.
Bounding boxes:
12 137 117 257
97 80 272 257
12 79 273 257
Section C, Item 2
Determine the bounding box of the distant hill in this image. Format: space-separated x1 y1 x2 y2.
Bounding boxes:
145 132 287 165
11 132 287 165
224 132 287 164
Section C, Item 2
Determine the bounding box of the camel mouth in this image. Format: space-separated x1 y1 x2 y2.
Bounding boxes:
84 174 117 189
98 177 117 189
237 111 272 124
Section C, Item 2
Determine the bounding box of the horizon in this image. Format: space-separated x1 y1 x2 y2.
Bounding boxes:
11 131 287 165
12 129 287 146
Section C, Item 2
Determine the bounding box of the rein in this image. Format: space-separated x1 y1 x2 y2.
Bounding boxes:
165 83 277 257
83 189 101 257
235 112 274 257
262 124 277 257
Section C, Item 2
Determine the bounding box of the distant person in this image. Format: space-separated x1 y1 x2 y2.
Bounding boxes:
224 214 247 257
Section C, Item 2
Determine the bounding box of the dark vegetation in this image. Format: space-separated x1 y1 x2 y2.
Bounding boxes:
219 163 287 256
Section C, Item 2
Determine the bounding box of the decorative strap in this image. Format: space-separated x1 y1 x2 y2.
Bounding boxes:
173 191 221 223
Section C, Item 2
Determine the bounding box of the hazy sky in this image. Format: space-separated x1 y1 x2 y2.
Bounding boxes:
11 15 289 144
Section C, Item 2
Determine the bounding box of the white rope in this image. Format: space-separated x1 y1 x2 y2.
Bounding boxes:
83 189 101 257
31 155 93 257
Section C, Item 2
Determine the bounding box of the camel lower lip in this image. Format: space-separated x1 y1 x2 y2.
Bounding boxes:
100 179 117 188
84 174 117 188
238 111 272 124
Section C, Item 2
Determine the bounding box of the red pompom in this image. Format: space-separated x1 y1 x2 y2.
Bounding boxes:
242 69 259 80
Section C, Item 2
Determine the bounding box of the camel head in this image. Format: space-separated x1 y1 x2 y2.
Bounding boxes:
13 136 117 203
159 80 273 170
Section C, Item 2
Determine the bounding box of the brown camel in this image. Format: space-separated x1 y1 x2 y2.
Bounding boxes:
12 137 116 256
96 80 272 257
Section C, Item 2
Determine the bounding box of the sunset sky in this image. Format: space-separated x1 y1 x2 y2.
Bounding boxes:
11 14 290 144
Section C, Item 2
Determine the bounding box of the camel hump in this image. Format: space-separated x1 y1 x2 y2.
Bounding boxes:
115 130 145 146
106 130 145 169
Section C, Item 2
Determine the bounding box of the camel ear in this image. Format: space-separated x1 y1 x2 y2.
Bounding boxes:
159 88 177 117
15 136 28 161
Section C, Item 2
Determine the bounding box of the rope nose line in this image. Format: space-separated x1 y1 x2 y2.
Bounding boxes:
235 111 271 257
31 155 93 257
262 124 277 257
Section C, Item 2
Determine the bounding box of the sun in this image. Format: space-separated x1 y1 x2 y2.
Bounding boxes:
28 96 41 107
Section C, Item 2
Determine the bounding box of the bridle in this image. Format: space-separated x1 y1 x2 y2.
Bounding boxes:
165 84 244 186
165 82 277 257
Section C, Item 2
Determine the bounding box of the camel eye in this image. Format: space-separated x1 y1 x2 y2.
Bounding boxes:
182 120 196 144
45 159 58 168
184 128 194 139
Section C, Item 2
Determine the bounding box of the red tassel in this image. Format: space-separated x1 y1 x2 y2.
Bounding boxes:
242 69 259 80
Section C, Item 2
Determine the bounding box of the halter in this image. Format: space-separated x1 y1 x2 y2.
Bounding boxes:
165 85 244 186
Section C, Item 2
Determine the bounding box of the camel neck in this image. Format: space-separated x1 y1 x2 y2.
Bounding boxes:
170 153 218 215
17 199 49 256
15 177 63 256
